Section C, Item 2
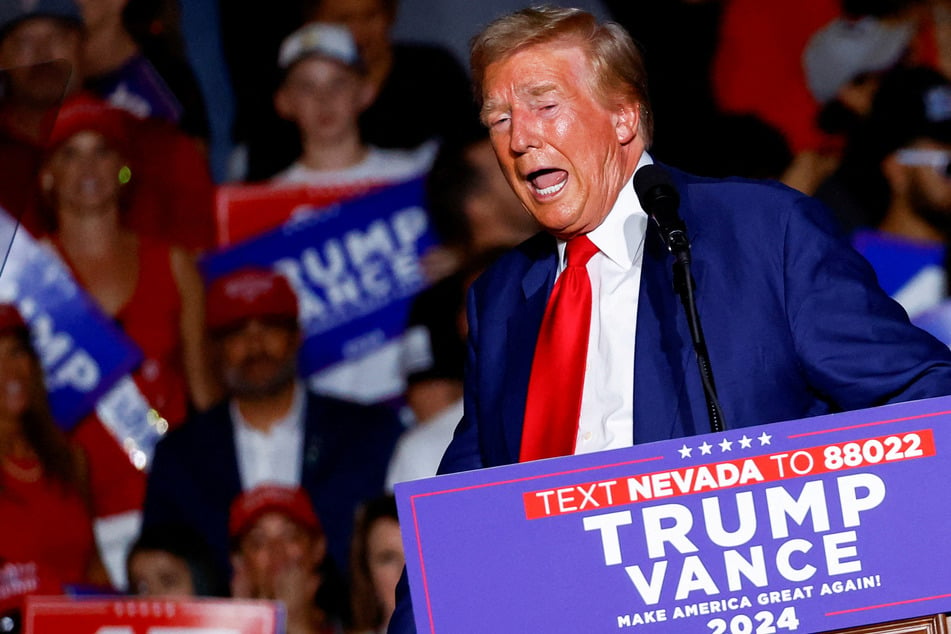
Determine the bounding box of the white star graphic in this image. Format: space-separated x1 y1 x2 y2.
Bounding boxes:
738 435 753 449
719 438 733 452
678 444 693 459
758 432 772 446
699 441 713 455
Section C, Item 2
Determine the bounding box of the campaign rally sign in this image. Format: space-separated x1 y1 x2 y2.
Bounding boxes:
202 178 437 383
396 395 951 634
215 180 380 246
0 212 141 429
24 596 283 633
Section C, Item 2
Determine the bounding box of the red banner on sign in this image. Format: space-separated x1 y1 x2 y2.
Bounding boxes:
24 596 283 634
215 182 383 246
522 429 936 519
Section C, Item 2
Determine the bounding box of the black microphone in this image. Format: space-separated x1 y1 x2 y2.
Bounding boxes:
633 163 727 433
633 164 689 258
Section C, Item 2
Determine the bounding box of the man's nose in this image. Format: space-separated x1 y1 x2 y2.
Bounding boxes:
237 320 268 350
26 36 57 65
509 115 541 155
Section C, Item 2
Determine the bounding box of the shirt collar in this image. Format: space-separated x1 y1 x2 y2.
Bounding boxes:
557 152 653 270
231 380 306 435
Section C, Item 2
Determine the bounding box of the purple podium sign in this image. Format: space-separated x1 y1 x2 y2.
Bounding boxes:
395 396 951 634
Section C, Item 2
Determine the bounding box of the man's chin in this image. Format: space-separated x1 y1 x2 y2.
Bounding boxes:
226 372 296 399
231 381 294 399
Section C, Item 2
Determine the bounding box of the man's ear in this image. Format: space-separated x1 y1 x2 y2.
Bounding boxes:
614 101 640 145
274 86 295 122
39 169 54 196
310 534 328 566
356 78 379 114
881 152 908 193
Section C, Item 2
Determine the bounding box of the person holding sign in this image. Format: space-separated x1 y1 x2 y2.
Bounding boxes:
389 7 951 632
36 93 220 563
0 304 110 621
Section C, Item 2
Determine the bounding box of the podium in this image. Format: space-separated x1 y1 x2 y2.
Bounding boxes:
395 395 951 633
830 614 948 633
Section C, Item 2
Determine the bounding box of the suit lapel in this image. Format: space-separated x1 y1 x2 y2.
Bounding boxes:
633 179 702 443
501 244 558 462
499 171 707 453
213 411 243 498
299 394 326 487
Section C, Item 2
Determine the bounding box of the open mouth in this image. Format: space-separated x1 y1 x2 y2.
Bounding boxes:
528 168 568 197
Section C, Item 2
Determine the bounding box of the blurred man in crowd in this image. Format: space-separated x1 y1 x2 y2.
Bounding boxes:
0 0 82 230
0 0 215 251
849 66 951 318
144 268 403 582
271 22 434 187
425 133 539 264
230 484 346 634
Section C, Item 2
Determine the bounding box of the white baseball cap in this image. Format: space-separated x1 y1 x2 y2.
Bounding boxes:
803 16 914 103
278 22 365 73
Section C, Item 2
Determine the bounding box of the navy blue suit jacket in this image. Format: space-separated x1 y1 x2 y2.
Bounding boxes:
389 168 951 633
143 390 403 579
441 167 951 472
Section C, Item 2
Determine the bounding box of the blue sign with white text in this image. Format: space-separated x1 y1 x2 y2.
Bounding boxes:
200 178 437 379
0 212 142 429
397 396 951 633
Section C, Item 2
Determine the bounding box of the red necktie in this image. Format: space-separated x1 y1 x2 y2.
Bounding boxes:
520 235 599 462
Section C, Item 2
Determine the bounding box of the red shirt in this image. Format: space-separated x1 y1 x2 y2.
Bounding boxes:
712 0 840 153
0 458 97 609
68 237 189 517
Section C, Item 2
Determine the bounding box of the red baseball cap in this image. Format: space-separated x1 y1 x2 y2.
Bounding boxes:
0 303 28 337
46 92 131 157
228 485 322 539
205 268 299 333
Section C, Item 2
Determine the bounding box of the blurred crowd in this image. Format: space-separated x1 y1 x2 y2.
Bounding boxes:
2 0 951 632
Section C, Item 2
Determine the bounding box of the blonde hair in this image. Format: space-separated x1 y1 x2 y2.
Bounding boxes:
470 6 653 146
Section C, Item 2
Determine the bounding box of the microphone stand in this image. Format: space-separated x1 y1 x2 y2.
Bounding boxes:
665 234 726 434
634 164 727 434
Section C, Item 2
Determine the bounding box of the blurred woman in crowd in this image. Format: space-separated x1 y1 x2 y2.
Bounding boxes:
38 92 219 525
349 495 404 634
0 303 109 616
126 524 227 597
77 0 210 140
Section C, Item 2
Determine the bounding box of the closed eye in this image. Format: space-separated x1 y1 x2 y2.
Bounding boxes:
490 114 511 129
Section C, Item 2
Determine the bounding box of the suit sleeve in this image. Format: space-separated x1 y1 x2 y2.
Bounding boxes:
388 570 418 634
436 286 487 475
141 435 182 529
783 195 951 408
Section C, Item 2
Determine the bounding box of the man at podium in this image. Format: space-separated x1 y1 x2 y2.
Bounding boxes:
389 7 951 633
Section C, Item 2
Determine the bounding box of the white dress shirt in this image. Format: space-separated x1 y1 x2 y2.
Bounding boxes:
558 153 652 454
385 398 464 491
232 381 306 490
